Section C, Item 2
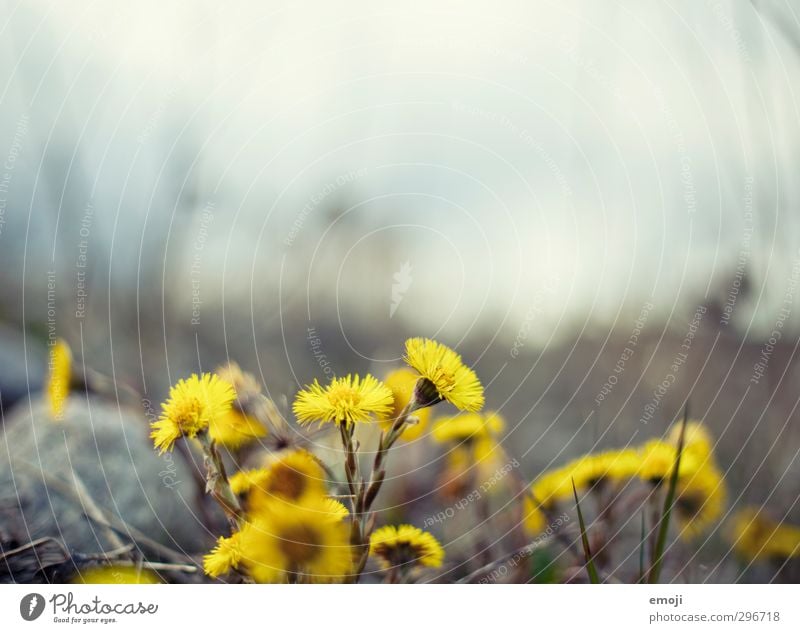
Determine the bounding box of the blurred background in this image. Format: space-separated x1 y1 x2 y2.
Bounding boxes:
0 0 799 580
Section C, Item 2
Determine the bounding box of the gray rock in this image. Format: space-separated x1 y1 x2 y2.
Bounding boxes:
0 397 213 567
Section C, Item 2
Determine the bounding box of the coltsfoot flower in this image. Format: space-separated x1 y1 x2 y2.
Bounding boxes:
636 439 702 484
431 411 504 443
45 338 73 420
236 500 353 583
674 465 726 540
668 420 715 462
204 533 243 578
150 373 236 454
377 368 432 441
404 337 484 412
73 566 161 584
229 449 328 510
292 374 393 426
211 362 268 449
729 507 800 562
369 524 444 569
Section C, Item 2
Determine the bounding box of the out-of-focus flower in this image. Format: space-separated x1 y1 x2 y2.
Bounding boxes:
523 497 547 535
729 507 800 562
73 566 160 584
674 465 726 540
292 374 393 427
404 338 484 412
229 449 327 510
431 411 504 443
150 373 236 454
45 339 72 421
636 439 702 484
369 524 444 569
377 367 432 441
211 362 268 449
668 420 715 463
204 533 243 578
230 499 353 583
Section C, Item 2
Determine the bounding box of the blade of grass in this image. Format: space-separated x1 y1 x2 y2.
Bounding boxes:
647 405 688 583
638 510 646 583
572 478 600 584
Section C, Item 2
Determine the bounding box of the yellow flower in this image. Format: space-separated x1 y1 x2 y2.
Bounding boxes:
377 368 432 441
531 466 574 508
230 449 328 510
674 465 726 540
570 449 641 488
235 500 353 583
211 363 268 448
292 374 394 427
46 339 72 420
523 496 547 535
72 566 160 584
370 525 444 569
729 508 800 562
204 533 243 578
322 497 350 521
150 373 236 454
431 411 504 443
668 420 715 462
636 439 702 484
404 337 484 412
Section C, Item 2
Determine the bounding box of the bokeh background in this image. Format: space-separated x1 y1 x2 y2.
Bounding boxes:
1 0 799 581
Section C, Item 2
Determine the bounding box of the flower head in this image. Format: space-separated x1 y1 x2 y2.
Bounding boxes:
377 368 432 441
292 374 394 427
230 449 328 510
150 373 236 454
204 533 243 578
72 566 160 584
369 524 444 569
431 411 504 443
46 339 72 421
210 362 268 448
523 497 547 535
404 338 484 412
636 439 702 484
668 420 715 461
673 465 726 540
729 507 800 562
235 499 353 583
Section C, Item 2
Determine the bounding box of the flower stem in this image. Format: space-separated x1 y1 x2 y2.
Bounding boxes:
339 402 414 582
198 432 244 531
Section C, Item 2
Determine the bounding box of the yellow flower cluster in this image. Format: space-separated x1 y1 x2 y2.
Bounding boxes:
206 449 352 583
729 507 800 562
431 410 508 498
291 338 485 428
523 420 726 540
370 524 445 569
150 373 236 454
